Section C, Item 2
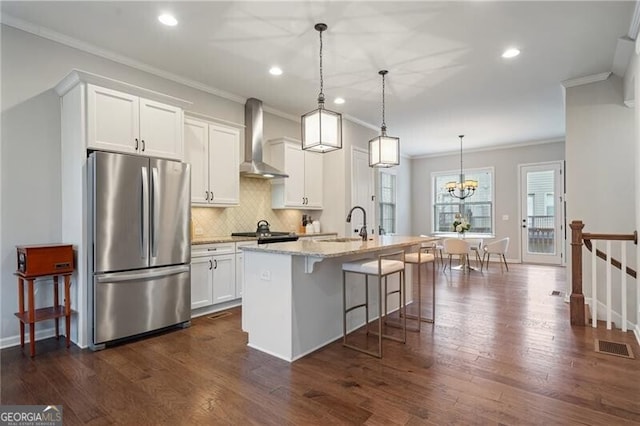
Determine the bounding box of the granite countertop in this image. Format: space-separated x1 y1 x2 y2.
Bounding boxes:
191 232 338 245
239 235 440 258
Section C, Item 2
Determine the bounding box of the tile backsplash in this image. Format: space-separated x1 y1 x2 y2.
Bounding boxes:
191 177 306 237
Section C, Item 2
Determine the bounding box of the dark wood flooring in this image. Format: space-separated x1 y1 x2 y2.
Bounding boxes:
2 263 639 425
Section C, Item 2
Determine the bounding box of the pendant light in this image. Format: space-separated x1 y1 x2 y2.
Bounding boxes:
301 23 342 153
369 70 400 167
445 135 478 199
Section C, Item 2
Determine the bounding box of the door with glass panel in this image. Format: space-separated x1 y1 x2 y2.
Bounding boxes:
519 162 564 264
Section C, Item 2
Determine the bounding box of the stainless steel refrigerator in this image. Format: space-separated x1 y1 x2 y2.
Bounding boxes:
88 151 191 349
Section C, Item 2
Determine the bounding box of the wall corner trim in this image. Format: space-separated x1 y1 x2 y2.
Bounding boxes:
561 72 612 89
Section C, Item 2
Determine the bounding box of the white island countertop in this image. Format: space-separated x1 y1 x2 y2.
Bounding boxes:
240 235 439 258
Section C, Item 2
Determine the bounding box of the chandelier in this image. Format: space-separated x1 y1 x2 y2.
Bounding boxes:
301 23 342 153
369 70 400 167
445 135 478 199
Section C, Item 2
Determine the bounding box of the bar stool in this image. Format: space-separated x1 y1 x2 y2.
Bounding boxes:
403 246 436 330
342 250 406 358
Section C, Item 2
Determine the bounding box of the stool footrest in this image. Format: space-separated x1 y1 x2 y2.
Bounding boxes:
345 303 367 314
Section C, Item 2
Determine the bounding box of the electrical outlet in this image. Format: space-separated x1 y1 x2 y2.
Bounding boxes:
260 270 271 281
194 227 204 236
502 215 509 221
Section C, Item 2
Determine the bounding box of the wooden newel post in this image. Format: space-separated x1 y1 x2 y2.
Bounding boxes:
570 220 585 326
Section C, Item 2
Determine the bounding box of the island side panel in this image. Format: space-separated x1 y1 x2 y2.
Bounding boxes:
243 251 293 361
291 255 349 360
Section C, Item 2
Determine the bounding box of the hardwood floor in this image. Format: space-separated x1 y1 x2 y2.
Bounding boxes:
2 263 639 425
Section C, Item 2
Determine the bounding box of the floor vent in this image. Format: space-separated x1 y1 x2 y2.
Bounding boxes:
594 339 635 359
207 312 232 321
550 290 562 296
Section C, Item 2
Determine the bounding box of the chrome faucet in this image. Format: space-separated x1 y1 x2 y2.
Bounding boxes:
346 206 368 241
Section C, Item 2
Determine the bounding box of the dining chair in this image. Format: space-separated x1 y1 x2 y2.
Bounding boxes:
481 237 510 272
442 238 471 272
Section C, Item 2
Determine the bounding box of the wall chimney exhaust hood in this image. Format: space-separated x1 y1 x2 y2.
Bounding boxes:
239 98 288 179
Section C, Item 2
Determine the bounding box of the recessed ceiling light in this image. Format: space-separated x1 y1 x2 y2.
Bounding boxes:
502 48 520 59
158 14 178 27
334 97 345 105
269 66 283 76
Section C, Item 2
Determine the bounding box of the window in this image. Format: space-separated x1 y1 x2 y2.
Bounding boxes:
544 192 554 216
378 171 396 234
432 168 494 235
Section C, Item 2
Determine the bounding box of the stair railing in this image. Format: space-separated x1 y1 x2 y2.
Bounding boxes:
570 220 637 330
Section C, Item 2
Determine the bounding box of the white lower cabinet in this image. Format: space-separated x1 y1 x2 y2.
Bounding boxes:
190 243 236 311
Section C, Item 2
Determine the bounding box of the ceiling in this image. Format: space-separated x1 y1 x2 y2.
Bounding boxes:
1 1 636 156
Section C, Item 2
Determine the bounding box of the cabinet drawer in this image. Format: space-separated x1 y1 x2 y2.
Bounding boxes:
192 243 235 257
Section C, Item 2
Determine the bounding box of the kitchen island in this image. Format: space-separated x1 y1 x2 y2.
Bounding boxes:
240 235 437 362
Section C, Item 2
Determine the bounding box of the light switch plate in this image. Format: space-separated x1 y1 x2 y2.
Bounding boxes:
502 215 509 221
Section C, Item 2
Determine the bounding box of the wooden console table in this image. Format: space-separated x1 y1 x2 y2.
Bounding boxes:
15 244 76 357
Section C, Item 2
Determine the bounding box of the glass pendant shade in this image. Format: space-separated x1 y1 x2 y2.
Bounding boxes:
369 69 399 167
301 23 342 153
369 134 400 167
301 106 342 152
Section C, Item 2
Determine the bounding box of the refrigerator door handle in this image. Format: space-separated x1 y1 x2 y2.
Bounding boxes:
151 167 160 258
141 166 149 259
95 265 190 283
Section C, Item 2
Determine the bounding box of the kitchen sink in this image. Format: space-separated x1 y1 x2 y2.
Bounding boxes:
317 237 363 242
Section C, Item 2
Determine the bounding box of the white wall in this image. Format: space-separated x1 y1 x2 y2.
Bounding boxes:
0 24 377 346
565 74 637 325
410 141 565 261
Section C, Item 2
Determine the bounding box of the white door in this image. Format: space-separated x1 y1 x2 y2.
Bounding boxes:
520 162 564 264
209 124 240 205
184 118 210 204
87 84 139 154
139 98 183 160
191 255 214 310
211 254 236 304
350 148 375 237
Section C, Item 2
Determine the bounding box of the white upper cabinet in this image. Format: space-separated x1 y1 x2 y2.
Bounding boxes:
266 137 323 210
184 117 240 206
87 84 183 160
184 118 210 204
139 98 183 159
87 85 139 155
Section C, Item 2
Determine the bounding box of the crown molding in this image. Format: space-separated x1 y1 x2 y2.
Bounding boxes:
410 137 565 160
2 14 246 103
55 69 192 108
561 72 611 88
184 111 245 129
2 14 381 132
342 114 380 131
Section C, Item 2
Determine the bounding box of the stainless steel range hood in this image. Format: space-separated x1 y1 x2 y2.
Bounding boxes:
239 98 288 179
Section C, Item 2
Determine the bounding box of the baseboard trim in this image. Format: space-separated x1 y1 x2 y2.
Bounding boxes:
634 324 640 346
585 298 637 331
0 326 58 350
